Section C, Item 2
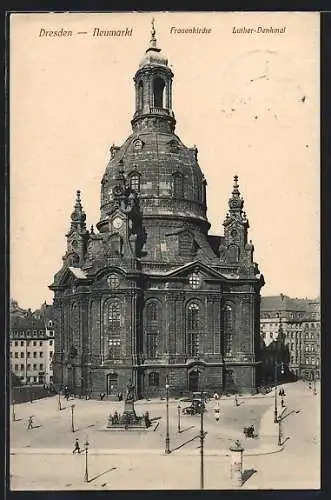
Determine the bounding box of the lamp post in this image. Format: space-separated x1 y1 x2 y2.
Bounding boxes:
165 377 170 454
278 416 283 446
200 392 205 490
177 404 181 433
12 399 16 422
58 390 62 411
71 404 75 432
84 438 89 483
274 361 284 423
312 370 317 395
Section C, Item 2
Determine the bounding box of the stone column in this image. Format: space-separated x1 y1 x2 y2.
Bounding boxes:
229 440 244 487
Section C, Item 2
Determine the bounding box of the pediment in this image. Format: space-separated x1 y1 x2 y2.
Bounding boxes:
162 260 228 281
52 265 87 287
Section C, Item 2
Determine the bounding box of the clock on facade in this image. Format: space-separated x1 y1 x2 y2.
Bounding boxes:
113 217 124 230
133 139 143 150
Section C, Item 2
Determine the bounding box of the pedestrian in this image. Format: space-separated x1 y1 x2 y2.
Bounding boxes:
100 392 105 401
144 411 151 428
65 386 69 401
214 398 220 422
72 438 81 454
27 416 34 430
281 398 285 408
234 394 239 407
213 392 219 400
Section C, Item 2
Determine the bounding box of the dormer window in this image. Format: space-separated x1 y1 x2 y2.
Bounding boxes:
168 140 179 153
110 145 120 158
129 171 141 192
133 139 144 151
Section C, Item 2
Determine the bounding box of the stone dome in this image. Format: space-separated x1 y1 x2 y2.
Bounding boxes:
139 47 168 68
98 130 208 231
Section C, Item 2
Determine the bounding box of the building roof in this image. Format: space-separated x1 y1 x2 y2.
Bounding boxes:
10 300 54 332
261 294 318 313
68 266 87 279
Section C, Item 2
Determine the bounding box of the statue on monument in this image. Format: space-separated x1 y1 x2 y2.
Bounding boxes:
126 380 135 401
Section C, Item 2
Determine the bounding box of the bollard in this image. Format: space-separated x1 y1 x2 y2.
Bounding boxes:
229 440 244 487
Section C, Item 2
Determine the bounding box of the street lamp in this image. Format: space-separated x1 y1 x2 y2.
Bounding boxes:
58 390 62 411
177 404 181 433
274 361 285 423
12 399 16 422
84 438 89 482
165 377 171 454
200 392 206 490
71 404 75 432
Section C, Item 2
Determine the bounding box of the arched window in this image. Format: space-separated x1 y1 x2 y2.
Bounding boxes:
72 303 80 349
147 302 158 325
145 302 159 358
223 305 233 355
187 303 200 357
228 245 240 264
129 173 140 192
202 179 207 205
138 80 144 110
172 173 184 198
153 77 165 108
106 302 121 359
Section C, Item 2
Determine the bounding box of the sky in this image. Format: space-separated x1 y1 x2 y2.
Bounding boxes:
10 11 320 310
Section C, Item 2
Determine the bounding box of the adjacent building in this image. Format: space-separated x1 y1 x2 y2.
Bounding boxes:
260 294 320 381
9 300 55 385
50 23 265 397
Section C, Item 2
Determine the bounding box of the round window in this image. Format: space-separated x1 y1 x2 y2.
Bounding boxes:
189 273 201 289
107 274 120 288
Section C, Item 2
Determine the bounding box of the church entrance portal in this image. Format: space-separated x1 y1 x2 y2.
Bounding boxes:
107 373 118 395
188 370 200 392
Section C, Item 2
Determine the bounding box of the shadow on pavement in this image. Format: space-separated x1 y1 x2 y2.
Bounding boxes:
179 425 195 434
280 436 291 446
171 434 199 452
88 467 117 483
279 409 301 422
242 468 257 484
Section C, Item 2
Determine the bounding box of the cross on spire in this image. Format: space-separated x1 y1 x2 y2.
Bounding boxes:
150 17 157 48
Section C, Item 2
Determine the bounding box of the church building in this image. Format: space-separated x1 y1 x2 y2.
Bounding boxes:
50 23 265 397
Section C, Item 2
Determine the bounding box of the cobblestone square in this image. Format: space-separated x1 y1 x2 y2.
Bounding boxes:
10 381 320 490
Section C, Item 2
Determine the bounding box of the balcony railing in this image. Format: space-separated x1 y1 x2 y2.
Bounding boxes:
150 107 169 115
